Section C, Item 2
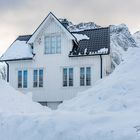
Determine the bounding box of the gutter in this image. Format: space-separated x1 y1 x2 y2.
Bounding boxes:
100 55 103 79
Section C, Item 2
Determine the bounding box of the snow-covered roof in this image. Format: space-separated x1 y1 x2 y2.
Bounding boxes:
70 28 110 56
0 13 110 61
0 39 33 61
73 33 90 42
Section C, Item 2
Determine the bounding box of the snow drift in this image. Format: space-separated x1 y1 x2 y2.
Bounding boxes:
0 79 46 113
0 47 140 140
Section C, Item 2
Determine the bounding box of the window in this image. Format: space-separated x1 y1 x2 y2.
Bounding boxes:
80 67 91 86
39 69 43 87
18 71 22 88
63 68 73 87
23 70 28 88
69 68 73 86
63 68 67 87
33 70 38 87
86 67 91 86
80 67 85 86
18 70 28 88
33 69 43 88
44 35 61 54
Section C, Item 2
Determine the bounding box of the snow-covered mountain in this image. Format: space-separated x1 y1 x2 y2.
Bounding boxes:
110 24 137 70
68 22 101 32
59 18 100 32
133 31 140 47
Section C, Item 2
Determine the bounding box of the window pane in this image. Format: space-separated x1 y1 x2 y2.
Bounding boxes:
80 67 85 86
56 36 61 53
18 71 22 88
86 67 91 86
51 36 56 54
33 70 38 87
45 37 50 54
23 70 28 88
69 68 73 86
39 69 43 87
63 68 67 87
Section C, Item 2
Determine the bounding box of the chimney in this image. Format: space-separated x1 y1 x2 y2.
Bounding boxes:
61 19 69 28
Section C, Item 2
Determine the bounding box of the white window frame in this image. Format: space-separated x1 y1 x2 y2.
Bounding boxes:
17 70 28 88
62 67 74 87
80 67 91 86
44 34 61 54
33 69 44 88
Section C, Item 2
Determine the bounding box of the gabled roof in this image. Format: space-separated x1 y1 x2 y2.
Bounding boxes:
27 12 76 44
70 27 110 56
0 35 33 61
0 12 110 62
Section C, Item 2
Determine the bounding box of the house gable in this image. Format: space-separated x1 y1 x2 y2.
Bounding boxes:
27 12 76 44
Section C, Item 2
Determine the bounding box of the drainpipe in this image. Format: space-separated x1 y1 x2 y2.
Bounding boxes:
100 55 103 79
5 62 9 82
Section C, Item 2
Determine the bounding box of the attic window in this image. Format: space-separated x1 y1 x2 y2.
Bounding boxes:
44 35 61 54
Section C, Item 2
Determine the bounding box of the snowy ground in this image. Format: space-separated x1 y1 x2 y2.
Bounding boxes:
0 47 140 140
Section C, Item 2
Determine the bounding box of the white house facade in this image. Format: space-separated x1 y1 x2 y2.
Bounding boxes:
0 12 111 109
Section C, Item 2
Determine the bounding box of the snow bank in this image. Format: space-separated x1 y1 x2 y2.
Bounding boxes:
60 47 140 113
1 47 140 140
0 40 33 61
0 80 46 113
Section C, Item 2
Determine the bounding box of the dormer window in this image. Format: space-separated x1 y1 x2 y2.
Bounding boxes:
44 35 61 54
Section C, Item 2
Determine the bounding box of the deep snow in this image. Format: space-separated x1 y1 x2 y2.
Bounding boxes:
0 47 140 140
0 80 47 113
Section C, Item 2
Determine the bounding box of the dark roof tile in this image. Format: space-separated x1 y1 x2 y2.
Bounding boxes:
70 27 110 56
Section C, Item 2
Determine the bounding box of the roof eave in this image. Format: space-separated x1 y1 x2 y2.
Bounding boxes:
69 53 110 57
0 57 33 62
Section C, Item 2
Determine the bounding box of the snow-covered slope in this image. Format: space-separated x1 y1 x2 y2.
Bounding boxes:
60 47 140 112
0 79 46 113
0 47 140 140
133 31 140 47
110 24 137 70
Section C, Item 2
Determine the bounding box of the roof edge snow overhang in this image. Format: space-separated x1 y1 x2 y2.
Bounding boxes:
0 57 33 62
69 53 109 57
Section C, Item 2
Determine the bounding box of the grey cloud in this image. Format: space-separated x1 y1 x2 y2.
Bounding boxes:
0 0 140 54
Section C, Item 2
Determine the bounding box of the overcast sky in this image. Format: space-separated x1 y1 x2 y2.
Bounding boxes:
0 0 140 55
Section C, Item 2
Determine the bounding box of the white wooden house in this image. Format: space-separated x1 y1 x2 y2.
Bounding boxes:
0 12 111 109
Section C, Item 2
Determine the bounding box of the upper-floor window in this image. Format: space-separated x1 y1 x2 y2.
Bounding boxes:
63 68 73 87
44 35 61 54
33 69 43 88
18 70 28 88
80 67 91 86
